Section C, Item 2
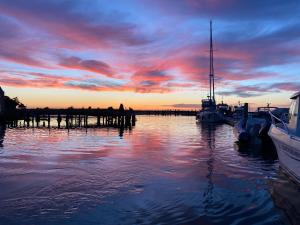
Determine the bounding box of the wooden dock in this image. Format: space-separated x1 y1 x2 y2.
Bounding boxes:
135 110 197 116
0 106 197 129
1 105 136 129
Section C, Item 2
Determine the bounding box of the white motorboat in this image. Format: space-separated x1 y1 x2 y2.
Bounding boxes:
196 21 224 123
269 91 300 182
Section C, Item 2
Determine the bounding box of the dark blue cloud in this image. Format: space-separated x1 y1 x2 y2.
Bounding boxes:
0 0 153 48
136 0 300 20
218 82 300 98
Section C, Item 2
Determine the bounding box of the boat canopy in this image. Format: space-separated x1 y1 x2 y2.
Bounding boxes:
290 91 300 99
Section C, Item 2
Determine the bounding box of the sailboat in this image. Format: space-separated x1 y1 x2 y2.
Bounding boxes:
196 21 224 123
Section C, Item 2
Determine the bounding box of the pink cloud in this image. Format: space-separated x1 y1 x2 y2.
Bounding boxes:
219 82 300 98
59 57 114 77
0 71 74 88
270 82 300 92
0 0 299 99
0 16 48 68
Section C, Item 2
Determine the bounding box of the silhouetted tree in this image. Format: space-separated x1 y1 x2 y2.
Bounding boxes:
4 96 19 111
4 97 26 110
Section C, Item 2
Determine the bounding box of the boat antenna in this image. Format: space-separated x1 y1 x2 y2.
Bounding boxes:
209 20 215 103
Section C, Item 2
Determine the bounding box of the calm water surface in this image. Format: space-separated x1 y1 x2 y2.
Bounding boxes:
0 116 299 225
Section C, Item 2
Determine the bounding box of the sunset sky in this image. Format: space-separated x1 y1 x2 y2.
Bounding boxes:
0 0 300 109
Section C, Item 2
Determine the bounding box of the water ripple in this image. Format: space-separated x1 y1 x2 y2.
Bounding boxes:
0 116 294 225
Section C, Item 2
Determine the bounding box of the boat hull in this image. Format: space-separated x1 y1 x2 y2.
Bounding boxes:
196 111 224 123
269 125 300 182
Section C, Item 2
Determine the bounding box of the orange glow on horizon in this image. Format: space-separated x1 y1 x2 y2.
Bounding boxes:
2 86 292 111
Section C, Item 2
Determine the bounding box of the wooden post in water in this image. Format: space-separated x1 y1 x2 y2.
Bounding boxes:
132 114 136 126
109 107 114 126
26 115 30 127
118 104 125 128
83 115 87 128
243 103 248 119
57 114 62 128
47 114 50 128
125 110 131 127
97 115 100 127
36 114 41 127
77 115 81 127
66 114 69 129
129 108 136 126
70 115 73 128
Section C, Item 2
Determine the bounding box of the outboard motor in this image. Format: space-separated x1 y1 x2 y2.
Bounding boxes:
259 121 271 139
238 131 251 143
249 123 262 145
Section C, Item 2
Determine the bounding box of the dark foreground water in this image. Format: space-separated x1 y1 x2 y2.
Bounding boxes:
0 116 299 225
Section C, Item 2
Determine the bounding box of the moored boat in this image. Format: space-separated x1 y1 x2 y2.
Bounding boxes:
196 99 224 123
269 91 300 182
196 21 224 123
235 104 288 145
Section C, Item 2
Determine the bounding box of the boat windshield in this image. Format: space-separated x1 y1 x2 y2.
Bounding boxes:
289 99 298 118
287 98 300 135
202 99 216 110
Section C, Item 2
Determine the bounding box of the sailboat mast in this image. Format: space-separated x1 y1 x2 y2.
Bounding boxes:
209 21 212 101
209 20 215 102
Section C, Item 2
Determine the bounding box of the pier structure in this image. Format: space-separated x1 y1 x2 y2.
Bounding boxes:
2 105 136 129
2 108 197 129
135 110 197 116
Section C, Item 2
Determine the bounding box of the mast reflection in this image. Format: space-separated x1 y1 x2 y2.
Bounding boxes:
199 123 218 211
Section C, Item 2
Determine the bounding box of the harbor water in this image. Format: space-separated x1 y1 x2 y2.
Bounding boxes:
0 116 299 225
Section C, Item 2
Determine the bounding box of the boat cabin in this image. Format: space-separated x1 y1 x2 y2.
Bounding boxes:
288 91 300 135
217 102 230 116
201 99 216 111
217 102 229 110
257 106 278 112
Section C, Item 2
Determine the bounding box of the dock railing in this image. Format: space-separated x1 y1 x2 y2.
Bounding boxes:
269 111 289 134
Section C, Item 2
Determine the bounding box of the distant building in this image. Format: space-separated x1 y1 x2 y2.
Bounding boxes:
0 87 4 116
